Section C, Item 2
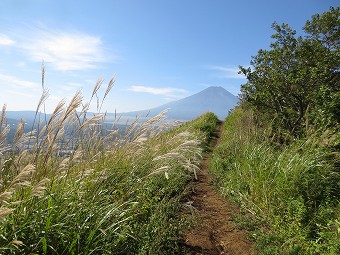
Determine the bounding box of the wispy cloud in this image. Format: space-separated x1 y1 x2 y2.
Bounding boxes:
208 65 245 79
21 28 107 71
0 34 15 46
0 73 40 89
5 90 36 98
61 82 82 91
128 85 187 99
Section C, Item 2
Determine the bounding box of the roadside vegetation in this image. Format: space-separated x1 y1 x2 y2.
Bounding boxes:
0 72 220 254
211 107 339 254
1 6 338 255
210 7 340 255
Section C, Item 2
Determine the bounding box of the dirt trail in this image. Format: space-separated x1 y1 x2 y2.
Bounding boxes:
180 122 256 255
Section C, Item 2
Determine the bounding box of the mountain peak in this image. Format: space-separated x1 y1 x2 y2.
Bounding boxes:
123 86 239 120
205 85 224 89
197 86 235 96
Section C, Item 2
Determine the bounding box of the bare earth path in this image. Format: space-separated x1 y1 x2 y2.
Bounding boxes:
180 122 256 255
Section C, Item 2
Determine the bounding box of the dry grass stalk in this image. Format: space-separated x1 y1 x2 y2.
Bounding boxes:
0 190 14 203
48 100 66 127
79 114 104 130
99 76 115 112
0 104 6 127
91 78 103 99
131 110 168 143
0 207 14 219
14 150 28 166
150 130 202 179
64 91 83 119
13 119 24 142
11 240 24 249
12 120 32 151
11 164 36 186
27 90 49 149
41 62 45 88
31 178 50 197
0 124 10 142
148 166 170 179
36 89 49 114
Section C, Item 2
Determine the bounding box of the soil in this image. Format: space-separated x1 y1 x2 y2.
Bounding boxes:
180 122 256 255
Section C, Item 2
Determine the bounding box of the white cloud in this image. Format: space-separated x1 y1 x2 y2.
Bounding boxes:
61 85 76 91
5 90 35 98
209 65 245 79
20 27 107 71
0 73 40 89
61 82 82 91
128 85 187 98
68 82 82 87
0 34 15 46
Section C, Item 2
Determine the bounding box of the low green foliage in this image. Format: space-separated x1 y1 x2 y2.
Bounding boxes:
0 78 220 254
210 107 340 254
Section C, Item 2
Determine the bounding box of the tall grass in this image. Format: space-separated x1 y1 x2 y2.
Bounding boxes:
0 74 219 254
210 106 340 255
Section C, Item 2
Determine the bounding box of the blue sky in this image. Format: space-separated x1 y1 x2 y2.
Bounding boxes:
0 0 337 113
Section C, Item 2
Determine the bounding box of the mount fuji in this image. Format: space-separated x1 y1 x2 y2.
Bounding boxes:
120 86 239 120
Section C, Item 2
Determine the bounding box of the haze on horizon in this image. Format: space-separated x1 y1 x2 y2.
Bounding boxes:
0 0 336 113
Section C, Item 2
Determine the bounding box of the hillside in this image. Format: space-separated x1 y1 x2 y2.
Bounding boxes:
0 108 222 254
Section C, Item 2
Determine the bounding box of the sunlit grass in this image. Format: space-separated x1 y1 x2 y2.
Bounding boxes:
0 72 220 254
210 106 340 255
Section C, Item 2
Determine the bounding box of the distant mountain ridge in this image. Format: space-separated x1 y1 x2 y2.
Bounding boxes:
5 86 239 123
119 86 239 120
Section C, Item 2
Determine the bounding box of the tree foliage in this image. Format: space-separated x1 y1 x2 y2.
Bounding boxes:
240 7 340 138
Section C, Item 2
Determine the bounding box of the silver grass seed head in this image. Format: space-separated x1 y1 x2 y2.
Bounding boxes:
11 240 24 249
0 190 14 202
0 207 14 218
91 78 103 98
11 164 36 186
31 178 50 197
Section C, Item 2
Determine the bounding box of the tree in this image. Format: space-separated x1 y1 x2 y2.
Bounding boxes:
239 7 340 138
304 7 340 129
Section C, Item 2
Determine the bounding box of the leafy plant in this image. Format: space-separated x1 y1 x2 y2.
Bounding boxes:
239 7 340 139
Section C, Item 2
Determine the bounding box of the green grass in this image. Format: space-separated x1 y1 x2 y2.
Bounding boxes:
0 79 220 254
210 106 340 255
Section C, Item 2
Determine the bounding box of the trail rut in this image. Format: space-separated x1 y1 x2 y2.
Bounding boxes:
180 122 256 255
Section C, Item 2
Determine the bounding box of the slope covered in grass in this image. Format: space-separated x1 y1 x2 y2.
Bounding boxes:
210 107 340 254
0 83 220 254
